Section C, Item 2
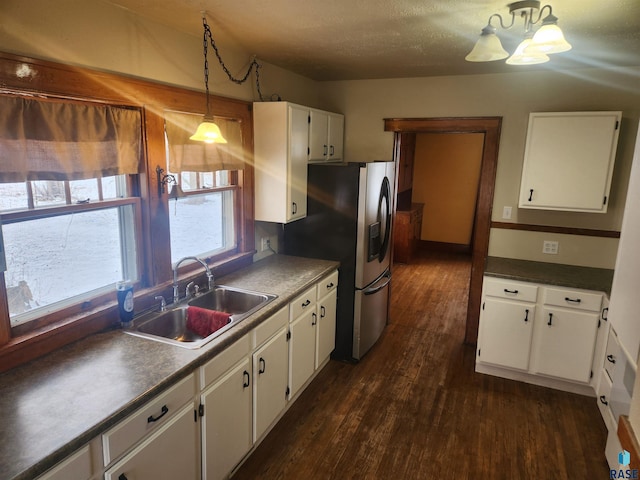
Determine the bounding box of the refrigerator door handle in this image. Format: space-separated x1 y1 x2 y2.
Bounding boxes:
363 270 391 296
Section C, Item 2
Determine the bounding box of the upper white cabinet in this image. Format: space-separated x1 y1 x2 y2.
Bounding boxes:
518 111 622 213
309 109 344 163
254 102 309 223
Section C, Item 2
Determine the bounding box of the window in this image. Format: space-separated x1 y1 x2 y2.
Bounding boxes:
0 177 139 332
0 52 256 372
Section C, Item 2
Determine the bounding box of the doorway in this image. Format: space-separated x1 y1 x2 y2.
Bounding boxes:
384 117 502 344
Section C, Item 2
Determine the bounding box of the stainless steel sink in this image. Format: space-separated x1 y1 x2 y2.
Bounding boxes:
123 286 277 349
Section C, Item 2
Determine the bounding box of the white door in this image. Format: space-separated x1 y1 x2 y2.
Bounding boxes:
288 105 309 221
289 308 317 399
308 109 329 162
316 288 337 368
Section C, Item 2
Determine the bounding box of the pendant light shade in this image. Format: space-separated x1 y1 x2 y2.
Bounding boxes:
465 25 509 62
528 14 572 54
506 37 550 65
190 117 227 144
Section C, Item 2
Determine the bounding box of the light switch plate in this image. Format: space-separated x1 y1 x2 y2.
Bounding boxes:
543 240 559 254
502 206 512 220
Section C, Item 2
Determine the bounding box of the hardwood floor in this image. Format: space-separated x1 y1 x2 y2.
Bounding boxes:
233 251 609 479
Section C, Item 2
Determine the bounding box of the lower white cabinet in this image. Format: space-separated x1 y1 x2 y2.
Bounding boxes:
253 325 289 442
103 402 199 480
532 307 599 383
316 286 337 369
477 276 605 394
201 356 252 480
478 297 535 371
36 445 92 480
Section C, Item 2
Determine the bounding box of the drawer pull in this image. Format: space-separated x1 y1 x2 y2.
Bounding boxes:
524 309 529 323
547 313 553 326
528 189 534 202
599 395 609 406
321 305 326 318
119 474 129 480
564 297 582 304
602 307 609 321
504 289 519 295
243 370 250 388
312 312 317 326
259 357 266 374
326 282 334 289
302 299 311 308
147 405 168 423
607 354 616 364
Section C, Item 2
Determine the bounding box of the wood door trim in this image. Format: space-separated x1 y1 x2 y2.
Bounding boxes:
385 117 502 344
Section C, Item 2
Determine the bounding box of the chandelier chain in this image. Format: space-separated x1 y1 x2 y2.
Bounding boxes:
202 18 264 103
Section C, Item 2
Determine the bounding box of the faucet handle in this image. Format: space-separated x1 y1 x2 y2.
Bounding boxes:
154 295 166 312
186 281 196 299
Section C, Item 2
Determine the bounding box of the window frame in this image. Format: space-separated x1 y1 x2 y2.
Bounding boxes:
0 51 256 372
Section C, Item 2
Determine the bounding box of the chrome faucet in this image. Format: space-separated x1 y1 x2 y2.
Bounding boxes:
172 256 214 304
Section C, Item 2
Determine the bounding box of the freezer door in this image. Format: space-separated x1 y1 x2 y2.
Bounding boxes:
355 161 395 289
353 269 391 359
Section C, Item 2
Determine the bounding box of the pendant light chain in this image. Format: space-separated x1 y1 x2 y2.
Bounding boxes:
202 17 264 102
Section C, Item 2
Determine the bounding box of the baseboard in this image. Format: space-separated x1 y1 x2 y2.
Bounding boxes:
475 362 596 397
418 240 471 254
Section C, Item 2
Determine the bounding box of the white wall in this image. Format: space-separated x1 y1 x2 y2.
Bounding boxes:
320 67 640 268
0 0 320 105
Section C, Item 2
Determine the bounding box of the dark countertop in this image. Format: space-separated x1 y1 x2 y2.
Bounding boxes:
485 256 615 295
0 254 338 480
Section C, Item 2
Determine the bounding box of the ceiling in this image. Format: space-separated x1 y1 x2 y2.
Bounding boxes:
105 0 640 81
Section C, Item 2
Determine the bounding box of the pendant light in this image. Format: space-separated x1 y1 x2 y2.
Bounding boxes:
507 35 550 65
190 13 267 143
465 25 509 62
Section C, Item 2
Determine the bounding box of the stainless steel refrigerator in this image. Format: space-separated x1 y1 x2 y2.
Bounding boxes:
283 161 395 362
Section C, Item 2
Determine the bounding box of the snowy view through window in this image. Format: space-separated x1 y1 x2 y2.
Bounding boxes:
1 178 133 325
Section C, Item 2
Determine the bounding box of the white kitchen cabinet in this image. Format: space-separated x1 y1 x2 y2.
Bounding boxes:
309 109 344 163
533 306 599 383
477 276 605 395
477 297 536 371
199 335 252 480
36 445 92 480
254 102 309 223
253 325 289 442
103 402 199 480
288 285 317 400
518 111 621 213
316 283 337 369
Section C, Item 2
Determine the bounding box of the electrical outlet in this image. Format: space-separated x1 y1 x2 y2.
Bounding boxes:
502 206 512 220
543 240 559 254
261 237 270 252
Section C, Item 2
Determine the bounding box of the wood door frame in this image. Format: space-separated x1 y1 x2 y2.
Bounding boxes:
384 117 502 344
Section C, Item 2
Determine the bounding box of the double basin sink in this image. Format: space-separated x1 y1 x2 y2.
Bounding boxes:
124 286 277 349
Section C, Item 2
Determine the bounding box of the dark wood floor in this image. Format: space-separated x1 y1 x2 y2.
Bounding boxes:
234 250 609 479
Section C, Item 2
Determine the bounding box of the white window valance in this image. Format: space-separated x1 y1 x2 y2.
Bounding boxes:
164 111 245 173
0 95 142 183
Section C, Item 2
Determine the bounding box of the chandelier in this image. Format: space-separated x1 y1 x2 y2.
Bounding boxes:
465 1 572 65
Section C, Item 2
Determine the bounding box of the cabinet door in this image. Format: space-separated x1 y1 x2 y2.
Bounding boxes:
316 288 337 368
327 113 344 161
37 445 91 480
533 307 599 383
201 357 252 480
309 109 329 162
519 111 621 213
477 298 535 371
104 403 198 480
288 105 309 221
289 308 317 399
253 327 288 442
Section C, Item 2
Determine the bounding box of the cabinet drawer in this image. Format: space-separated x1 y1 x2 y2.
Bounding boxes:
37 445 91 480
543 287 603 312
290 286 317 320
483 277 538 303
102 373 196 466
254 306 288 347
200 334 251 388
596 369 617 432
604 328 620 381
317 270 339 299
